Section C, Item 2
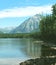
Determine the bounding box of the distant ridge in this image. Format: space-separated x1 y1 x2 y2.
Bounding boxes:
0 27 15 33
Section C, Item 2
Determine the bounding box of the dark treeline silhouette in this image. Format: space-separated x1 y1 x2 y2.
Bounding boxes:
39 4 56 43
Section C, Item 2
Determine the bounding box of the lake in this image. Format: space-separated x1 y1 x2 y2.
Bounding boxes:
0 38 42 65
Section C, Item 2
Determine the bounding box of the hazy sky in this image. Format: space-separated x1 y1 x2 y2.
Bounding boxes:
0 0 56 28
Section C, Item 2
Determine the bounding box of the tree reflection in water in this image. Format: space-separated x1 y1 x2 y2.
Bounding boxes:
41 44 56 65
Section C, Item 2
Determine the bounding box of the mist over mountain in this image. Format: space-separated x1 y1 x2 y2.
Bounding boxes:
0 27 15 33
11 14 42 33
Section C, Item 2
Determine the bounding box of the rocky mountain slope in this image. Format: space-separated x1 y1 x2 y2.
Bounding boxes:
11 14 42 33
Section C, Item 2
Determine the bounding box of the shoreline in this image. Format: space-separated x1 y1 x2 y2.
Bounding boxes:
0 57 40 65
20 57 56 65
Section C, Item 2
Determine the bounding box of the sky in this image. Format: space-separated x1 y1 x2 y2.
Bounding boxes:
0 0 56 28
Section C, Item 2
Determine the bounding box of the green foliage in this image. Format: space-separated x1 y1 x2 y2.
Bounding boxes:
40 3 56 43
0 33 31 38
52 4 56 16
0 32 41 40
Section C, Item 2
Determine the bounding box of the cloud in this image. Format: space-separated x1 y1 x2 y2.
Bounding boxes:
0 5 52 18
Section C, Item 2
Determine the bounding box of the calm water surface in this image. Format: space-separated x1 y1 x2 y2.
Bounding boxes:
0 38 41 59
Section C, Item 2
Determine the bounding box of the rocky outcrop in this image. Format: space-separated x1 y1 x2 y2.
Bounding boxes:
20 57 56 65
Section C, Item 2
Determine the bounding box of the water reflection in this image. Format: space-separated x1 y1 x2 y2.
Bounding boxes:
0 38 41 59
24 41 41 58
41 44 56 57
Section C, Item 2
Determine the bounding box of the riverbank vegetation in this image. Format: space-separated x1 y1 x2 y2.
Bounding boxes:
39 4 56 43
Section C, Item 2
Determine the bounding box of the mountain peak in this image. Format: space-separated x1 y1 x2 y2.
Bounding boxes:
11 14 42 33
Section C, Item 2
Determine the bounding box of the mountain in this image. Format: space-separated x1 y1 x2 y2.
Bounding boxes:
11 14 42 33
0 27 15 33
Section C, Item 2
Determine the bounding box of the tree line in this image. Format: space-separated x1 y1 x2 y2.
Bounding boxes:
40 4 56 43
